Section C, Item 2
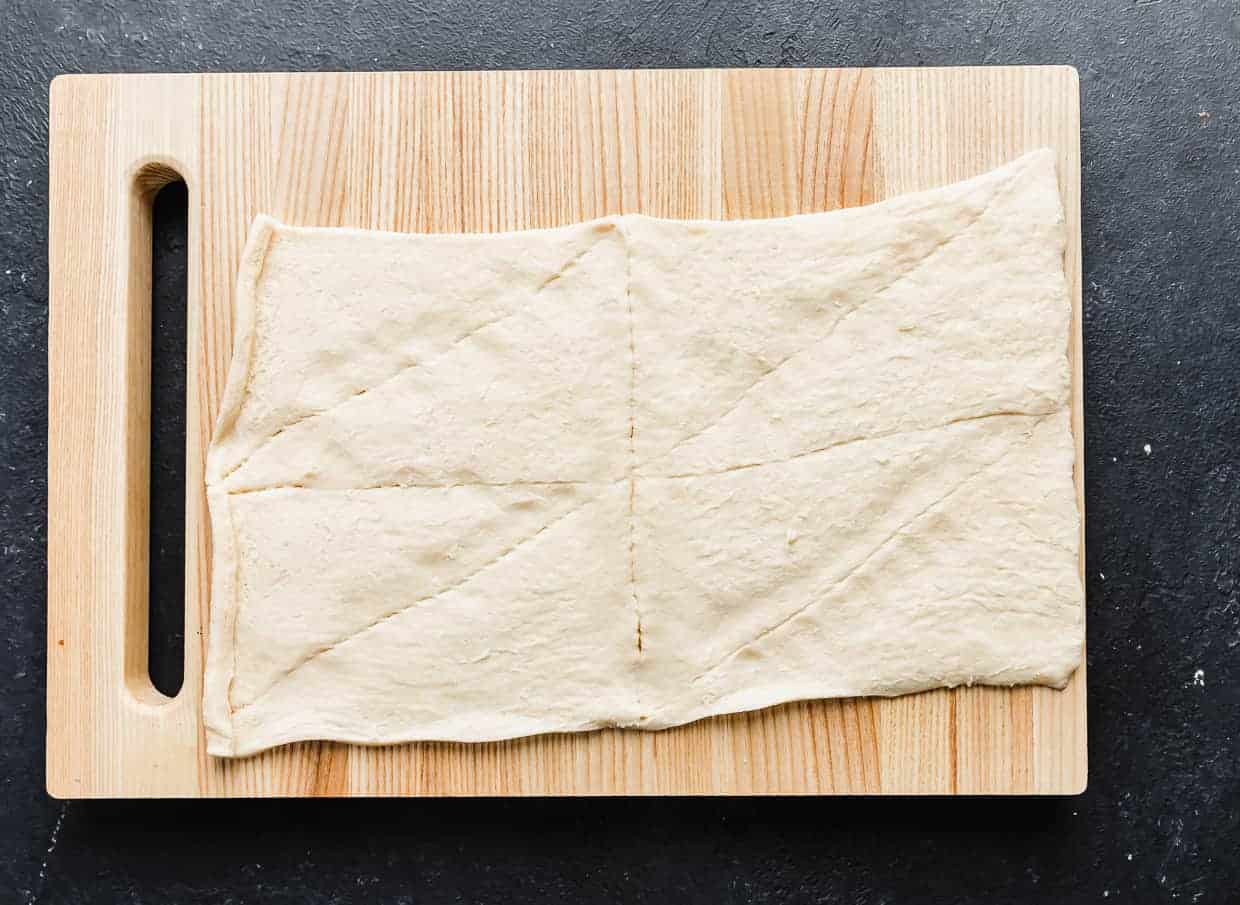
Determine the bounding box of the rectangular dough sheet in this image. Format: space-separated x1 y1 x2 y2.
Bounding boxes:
204 149 1083 757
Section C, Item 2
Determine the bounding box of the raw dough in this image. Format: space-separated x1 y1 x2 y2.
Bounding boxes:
204 149 1083 758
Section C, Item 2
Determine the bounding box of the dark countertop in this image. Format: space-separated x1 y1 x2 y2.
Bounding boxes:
4 2 1238 902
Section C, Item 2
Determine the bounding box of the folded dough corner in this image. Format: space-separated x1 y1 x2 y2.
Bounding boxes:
203 150 1083 758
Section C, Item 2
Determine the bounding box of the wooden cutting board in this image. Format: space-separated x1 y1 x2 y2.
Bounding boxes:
48 66 1085 797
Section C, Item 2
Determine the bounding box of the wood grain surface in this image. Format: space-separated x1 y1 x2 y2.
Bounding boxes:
47 66 1085 797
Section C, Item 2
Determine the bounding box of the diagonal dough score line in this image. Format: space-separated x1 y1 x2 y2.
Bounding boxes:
641 409 1057 481
202 150 1083 757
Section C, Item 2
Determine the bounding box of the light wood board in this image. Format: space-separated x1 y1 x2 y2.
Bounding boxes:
48 66 1085 797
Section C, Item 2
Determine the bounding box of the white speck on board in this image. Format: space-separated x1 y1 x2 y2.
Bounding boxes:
1193 669 1205 687
1143 443 1152 456
1127 853 1133 861
1100 572 1106 580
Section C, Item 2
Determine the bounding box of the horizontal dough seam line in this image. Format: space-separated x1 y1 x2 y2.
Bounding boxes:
644 164 1028 465
216 229 617 485
687 413 1054 687
228 491 605 717
224 478 620 495
637 407 1060 479
220 409 1057 496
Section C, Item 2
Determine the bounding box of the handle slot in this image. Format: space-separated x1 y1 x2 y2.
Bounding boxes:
122 161 188 704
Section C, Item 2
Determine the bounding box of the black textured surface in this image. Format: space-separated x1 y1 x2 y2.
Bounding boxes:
4 1 1239 902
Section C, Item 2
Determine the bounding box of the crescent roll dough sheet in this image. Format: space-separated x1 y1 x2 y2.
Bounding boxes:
204 149 1083 757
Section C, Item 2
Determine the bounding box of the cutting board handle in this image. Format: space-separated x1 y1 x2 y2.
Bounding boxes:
50 74 215 795
120 158 190 706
